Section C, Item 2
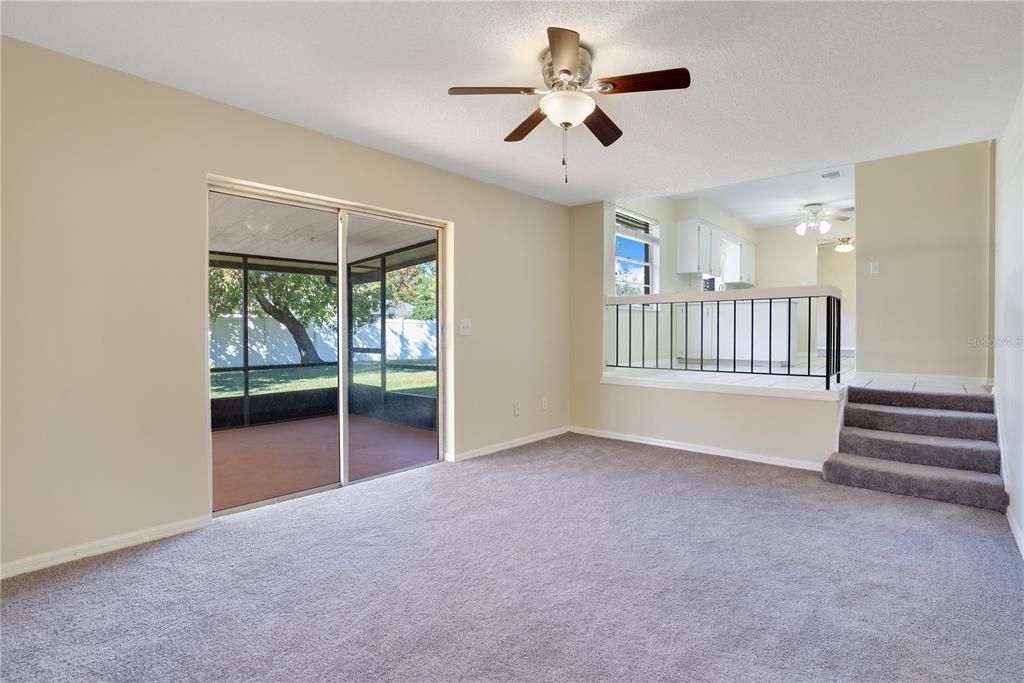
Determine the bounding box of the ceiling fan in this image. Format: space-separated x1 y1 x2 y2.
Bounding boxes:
795 203 855 236
817 236 856 253
447 26 691 152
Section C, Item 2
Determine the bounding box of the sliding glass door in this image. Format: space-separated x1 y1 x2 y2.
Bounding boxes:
207 192 444 511
208 192 340 511
344 214 440 482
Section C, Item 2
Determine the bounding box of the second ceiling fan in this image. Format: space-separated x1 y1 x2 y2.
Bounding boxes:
448 26 691 148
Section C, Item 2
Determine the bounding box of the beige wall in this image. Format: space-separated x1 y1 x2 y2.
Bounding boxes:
855 142 993 377
1 39 570 565
994 85 1024 547
755 220 857 353
756 223 820 289
817 242 857 351
570 202 842 468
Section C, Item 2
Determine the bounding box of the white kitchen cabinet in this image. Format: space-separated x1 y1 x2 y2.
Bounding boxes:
677 219 722 276
721 237 742 283
707 227 723 277
679 219 755 284
741 240 756 286
721 237 756 288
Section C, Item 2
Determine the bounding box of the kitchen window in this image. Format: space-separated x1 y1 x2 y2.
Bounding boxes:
614 210 659 295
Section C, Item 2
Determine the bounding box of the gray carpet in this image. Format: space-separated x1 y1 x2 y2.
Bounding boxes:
3 433 1022 681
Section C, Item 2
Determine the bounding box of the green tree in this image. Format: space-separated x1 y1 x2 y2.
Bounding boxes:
350 280 381 330
208 267 338 365
386 263 436 320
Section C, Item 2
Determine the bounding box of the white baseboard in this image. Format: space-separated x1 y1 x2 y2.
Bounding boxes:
1008 505 1024 562
452 427 570 461
1 515 212 579
568 426 824 472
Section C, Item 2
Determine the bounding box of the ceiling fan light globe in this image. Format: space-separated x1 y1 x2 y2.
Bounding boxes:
819 220 832 234
795 221 807 236
540 91 596 128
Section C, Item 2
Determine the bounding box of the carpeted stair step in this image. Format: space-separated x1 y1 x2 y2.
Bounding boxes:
847 386 993 413
822 452 1009 512
844 403 997 441
839 426 1001 474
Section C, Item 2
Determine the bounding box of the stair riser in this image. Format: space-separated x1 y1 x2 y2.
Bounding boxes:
845 407 997 441
822 460 1009 512
838 432 1001 474
847 387 994 413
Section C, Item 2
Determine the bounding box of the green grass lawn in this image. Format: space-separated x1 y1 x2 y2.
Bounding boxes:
210 361 437 399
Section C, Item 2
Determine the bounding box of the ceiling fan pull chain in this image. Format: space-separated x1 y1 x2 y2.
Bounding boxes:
562 124 568 183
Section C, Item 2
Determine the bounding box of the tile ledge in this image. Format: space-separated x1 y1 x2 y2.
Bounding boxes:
601 372 846 402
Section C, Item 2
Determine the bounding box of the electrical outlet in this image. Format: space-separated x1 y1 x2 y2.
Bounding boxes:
541 397 549 411
513 400 521 417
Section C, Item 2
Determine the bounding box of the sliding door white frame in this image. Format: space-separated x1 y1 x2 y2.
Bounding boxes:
206 175 450 511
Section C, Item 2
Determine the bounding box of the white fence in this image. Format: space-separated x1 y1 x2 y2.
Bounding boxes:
209 316 435 367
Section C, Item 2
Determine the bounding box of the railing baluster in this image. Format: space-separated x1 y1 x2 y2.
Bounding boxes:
750 299 754 374
616 305 621 367
768 298 773 375
700 301 704 372
787 297 792 375
641 303 646 369
655 303 660 369
825 296 832 390
684 302 689 370
733 300 737 373
716 300 721 372
807 297 812 376
628 303 633 368
836 297 842 385
669 303 674 370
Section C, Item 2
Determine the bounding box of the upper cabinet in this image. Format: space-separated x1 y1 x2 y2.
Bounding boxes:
677 219 755 287
677 219 723 276
739 240 756 286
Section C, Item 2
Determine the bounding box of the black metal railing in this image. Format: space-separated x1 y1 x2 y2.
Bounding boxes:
604 287 842 389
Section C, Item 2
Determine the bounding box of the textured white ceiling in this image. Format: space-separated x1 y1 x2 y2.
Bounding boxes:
208 193 432 263
4 2 1021 206
679 165 855 227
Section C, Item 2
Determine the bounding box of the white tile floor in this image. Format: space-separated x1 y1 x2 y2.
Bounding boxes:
852 378 990 394
606 355 991 395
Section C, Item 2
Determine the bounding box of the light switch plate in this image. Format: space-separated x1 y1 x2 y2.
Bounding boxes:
459 319 472 336
869 261 880 274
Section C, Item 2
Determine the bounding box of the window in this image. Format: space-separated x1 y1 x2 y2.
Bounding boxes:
208 253 339 429
614 210 659 295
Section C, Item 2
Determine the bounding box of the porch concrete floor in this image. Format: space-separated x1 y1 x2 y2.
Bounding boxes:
212 415 437 511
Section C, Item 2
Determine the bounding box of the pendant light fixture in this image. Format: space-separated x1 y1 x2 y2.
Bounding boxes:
834 237 855 253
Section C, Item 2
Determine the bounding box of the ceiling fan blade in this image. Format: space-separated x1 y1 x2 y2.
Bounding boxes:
584 105 623 147
504 109 547 142
593 67 691 94
448 87 538 95
547 27 581 80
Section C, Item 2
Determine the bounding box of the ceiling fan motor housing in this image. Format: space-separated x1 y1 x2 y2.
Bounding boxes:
541 46 593 89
